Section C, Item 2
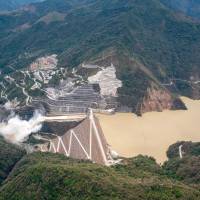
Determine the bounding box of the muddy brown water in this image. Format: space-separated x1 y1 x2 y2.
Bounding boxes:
97 97 200 164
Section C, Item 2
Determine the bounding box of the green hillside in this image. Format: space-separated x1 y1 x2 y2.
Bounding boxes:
1 0 200 78
164 141 200 185
1 153 200 200
161 0 200 19
0 0 42 11
0 137 25 185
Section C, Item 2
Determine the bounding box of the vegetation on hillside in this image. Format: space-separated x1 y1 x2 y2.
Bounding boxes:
161 0 200 19
0 137 25 185
1 153 200 200
163 141 200 185
164 156 200 185
0 141 200 199
166 141 200 159
1 0 200 112
0 0 42 11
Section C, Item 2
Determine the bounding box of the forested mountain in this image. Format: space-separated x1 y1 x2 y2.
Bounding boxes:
161 0 200 19
0 0 43 11
1 0 200 114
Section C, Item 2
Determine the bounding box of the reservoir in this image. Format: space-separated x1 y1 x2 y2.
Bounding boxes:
97 97 200 164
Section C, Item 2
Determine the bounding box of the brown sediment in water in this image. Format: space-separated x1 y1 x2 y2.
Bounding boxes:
97 97 200 164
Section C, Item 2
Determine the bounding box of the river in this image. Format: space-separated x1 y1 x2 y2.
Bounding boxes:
97 97 200 164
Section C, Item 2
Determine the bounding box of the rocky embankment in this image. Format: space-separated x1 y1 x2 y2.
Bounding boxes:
139 86 186 115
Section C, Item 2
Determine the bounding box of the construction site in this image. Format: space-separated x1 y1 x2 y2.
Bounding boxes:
33 84 117 116
35 110 119 166
1 63 123 165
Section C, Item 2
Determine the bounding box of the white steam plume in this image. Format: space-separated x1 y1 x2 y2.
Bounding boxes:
0 110 44 144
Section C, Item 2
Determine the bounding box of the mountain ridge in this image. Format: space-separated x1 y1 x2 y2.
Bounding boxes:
161 0 200 19
0 0 43 11
0 0 200 114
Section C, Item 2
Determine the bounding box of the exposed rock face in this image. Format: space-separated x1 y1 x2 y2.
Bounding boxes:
37 12 66 25
139 87 186 115
29 54 60 84
46 79 75 100
30 54 58 71
191 84 200 100
190 75 200 99
88 64 122 97
4 99 20 110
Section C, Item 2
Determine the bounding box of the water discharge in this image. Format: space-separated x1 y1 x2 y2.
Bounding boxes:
97 97 200 164
0 110 43 143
